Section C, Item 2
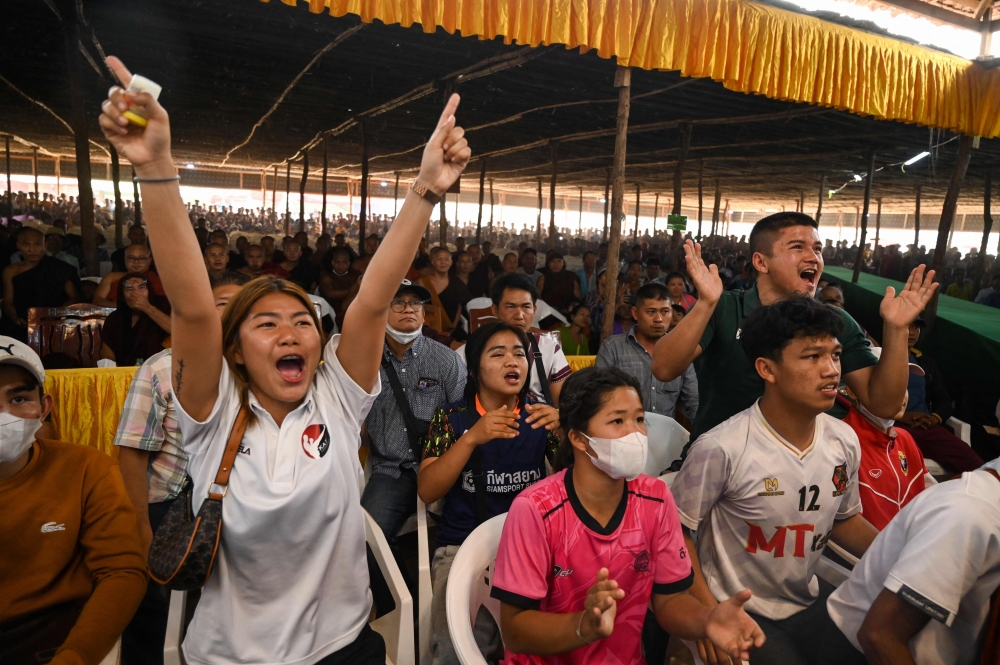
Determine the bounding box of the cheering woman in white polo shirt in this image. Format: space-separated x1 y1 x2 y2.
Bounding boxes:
99 56 471 665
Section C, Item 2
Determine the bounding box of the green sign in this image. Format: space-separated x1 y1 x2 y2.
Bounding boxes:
667 214 687 231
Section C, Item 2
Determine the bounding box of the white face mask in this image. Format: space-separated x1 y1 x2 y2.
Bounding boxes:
386 324 422 345
858 403 895 433
584 430 648 481
0 412 42 464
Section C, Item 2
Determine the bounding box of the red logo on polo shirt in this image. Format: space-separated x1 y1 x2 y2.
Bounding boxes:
301 424 330 459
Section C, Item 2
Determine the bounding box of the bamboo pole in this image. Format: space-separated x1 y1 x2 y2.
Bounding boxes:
272 165 277 225
549 142 559 248
321 139 329 236
816 175 826 223
578 187 584 236
32 147 38 204
536 177 543 247
914 185 922 250
711 180 721 237
634 183 640 240
601 66 631 342
874 198 882 250
697 159 704 239
926 134 974 328
852 152 876 283
65 20 98 275
671 122 691 252
476 159 486 245
284 162 291 236
602 167 611 242
976 172 993 290
359 121 369 254
488 179 494 232
110 145 124 248
652 192 659 237
298 151 308 233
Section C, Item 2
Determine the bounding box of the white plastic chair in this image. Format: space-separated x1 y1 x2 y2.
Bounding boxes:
163 512 415 665
643 412 690 479
924 416 973 476
445 514 507 665
416 497 435 665
365 510 416 665
466 297 493 312
531 299 568 328
816 555 853 587
308 294 339 334
99 639 121 665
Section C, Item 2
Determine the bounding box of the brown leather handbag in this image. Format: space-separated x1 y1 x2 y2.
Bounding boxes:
148 407 248 590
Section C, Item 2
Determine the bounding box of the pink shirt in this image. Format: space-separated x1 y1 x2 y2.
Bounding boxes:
491 468 693 665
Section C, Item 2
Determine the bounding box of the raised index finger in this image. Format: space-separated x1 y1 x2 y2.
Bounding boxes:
107 56 133 88
436 93 461 131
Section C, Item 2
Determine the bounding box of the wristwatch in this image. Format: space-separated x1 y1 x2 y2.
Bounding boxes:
410 180 442 205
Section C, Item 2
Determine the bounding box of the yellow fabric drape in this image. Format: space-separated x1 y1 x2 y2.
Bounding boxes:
44 367 138 456
269 0 1000 138
565 355 596 372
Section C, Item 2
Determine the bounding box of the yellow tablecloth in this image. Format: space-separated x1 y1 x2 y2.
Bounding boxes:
44 367 138 456
566 355 596 372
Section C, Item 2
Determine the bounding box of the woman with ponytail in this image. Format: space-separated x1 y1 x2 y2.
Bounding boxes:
490 366 765 665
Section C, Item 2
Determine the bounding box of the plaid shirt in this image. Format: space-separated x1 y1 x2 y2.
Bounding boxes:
595 326 699 420
365 335 466 479
112 349 187 502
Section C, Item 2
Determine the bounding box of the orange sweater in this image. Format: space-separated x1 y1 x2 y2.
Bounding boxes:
0 439 147 665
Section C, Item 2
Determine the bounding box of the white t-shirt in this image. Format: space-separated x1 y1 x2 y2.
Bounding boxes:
828 470 1000 665
456 330 571 404
672 401 862 619
176 335 379 665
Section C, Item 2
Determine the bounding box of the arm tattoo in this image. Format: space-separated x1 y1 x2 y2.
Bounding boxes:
174 359 185 397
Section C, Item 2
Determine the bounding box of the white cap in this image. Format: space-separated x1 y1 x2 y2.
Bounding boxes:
0 337 46 386
870 345 924 376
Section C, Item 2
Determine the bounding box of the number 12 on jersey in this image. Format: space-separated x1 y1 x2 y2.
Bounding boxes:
798 485 821 512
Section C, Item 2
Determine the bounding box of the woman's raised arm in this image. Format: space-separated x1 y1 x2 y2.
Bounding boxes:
337 95 470 391
99 56 221 420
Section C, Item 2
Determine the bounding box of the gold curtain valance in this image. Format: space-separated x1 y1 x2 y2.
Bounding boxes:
269 0 999 138
45 367 138 456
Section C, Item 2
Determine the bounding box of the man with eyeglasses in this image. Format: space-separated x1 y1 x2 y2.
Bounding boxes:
361 279 466 553
94 244 164 307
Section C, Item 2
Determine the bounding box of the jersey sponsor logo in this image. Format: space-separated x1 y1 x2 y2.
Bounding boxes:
301 424 330 459
461 470 475 492
626 547 651 572
745 522 816 558
41 522 65 533
553 564 574 578
757 477 785 496
868 468 882 478
460 468 544 494
831 463 848 497
238 445 251 456
898 450 909 475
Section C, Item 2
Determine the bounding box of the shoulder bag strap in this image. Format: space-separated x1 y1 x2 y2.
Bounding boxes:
209 406 249 500
530 335 554 405
465 406 489 525
380 353 424 452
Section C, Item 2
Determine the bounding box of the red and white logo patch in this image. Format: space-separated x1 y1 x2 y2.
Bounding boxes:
301 424 330 459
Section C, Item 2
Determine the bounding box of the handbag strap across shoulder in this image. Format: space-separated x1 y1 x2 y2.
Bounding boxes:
209 406 249 500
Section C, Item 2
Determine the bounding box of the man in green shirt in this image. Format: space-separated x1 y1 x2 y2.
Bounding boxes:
652 212 938 444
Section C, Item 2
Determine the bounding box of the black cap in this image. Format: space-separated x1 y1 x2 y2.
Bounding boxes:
396 278 431 302
913 317 927 328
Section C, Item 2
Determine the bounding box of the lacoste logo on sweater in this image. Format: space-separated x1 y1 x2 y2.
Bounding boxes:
41 522 66 533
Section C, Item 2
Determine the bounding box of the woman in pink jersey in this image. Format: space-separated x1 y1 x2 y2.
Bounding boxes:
491 367 764 664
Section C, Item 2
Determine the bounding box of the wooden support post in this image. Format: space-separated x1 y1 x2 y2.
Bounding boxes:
914 185 922 250
652 193 659 237
671 122 691 252
816 175 826 223
359 121 369 254
852 152 876 283
634 183 640 240
298 151 308 234
799 190 805 216
549 142 559 248
65 20 98 275
536 177 543 248
109 145 124 248
874 198 882 250
578 187 584 236
284 162 291 236
439 194 447 247
601 66 631 343
476 159 486 245
321 139 329 236
697 159 704 239
854 206 860 245
931 135 974 280
711 180 721 237
133 177 142 228
4 137 11 223
977 172 994 290
271 165 277 225
602 167 611 243
489 179 494 231
392 171 400 218
32 147 38 204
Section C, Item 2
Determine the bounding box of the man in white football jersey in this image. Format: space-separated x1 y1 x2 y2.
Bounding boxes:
672 296 880 665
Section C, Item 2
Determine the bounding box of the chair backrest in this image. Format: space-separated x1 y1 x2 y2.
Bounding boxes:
365 510 415 665
467 297 493 311
446 514 507 665
643 412 690 477
423 303 445 333
27 304 115 368
532 299 568 328
469 307 497 333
